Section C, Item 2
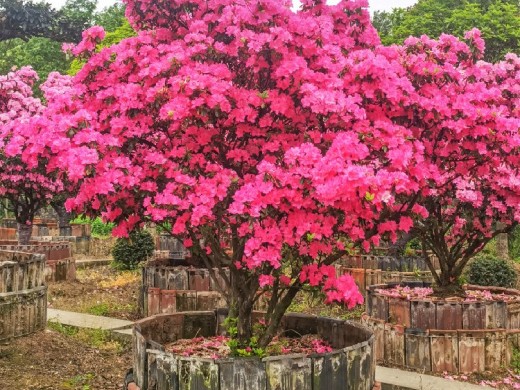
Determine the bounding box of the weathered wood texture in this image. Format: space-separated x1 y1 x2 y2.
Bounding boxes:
364 282 520 374
0 240 74 282
140 266 229 316
335 266 434 295
133 311 375 390
0 250 47 342
339 255 439 272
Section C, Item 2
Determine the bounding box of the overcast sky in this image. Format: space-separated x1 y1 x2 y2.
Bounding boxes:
45 0 419 13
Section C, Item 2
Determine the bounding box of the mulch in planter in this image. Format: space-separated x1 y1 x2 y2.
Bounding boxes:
375 285 520 303
165 334 333 359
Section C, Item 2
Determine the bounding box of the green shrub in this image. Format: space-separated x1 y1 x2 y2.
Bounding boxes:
91 217 114 237
70 215 114 237
467 255 517 288
112 229 154 270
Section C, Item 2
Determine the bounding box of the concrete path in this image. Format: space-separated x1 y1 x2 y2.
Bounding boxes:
47 308 133 331
376 366 493 389
46 309 493 389
75 258 112 268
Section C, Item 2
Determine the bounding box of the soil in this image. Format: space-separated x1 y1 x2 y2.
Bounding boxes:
165 334 332 359
0 329 132 390
47 265 141 321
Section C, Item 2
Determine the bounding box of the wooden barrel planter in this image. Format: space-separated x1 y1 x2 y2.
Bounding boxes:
0 250 47 342
336 255 438 294
0 227 16 240
155 235 188 260
140 261 228 316
127 310 376 390
363 281 520 374
0 240 75 282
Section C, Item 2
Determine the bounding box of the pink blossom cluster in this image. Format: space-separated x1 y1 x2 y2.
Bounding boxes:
443 370 520 389
311 339 332 354
0 68 71 230
63 26 106 57
464 290 519 303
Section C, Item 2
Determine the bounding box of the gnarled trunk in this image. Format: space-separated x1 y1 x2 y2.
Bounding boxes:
228 266 256 346
51 201 72 236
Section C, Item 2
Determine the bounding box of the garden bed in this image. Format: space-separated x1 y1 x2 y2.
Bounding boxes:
0 250 47 342
48 265 140 321
363 282 520 374
0 328 131 389
140 261 228 316
0 240 75 282
335 255 437 294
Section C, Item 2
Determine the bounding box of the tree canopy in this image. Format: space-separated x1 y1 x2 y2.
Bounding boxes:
0 0 96 42
373 0 520 62
1 0 519 349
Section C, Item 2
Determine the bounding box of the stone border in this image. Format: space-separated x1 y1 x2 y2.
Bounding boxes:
132 310 375 390
0 250 47 342
363 282 520 374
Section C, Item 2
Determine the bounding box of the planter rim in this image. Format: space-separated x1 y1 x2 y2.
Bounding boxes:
135 309 374 358
370 281 520 303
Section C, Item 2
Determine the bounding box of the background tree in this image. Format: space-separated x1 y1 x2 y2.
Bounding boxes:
0 0 94 42
93 3 125 33
0 38 70 94
0 67 67 243
373 0 520 62
0 1 127 89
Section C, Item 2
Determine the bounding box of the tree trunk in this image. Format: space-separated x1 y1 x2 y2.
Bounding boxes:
496 233 509 260
434 256 464 295
228 267 256 347
51 201 72 236
17 223 33 245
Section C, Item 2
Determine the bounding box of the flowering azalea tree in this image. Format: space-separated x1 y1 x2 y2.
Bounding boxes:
0 68 71 244
22 0 424 347
390 32 520 291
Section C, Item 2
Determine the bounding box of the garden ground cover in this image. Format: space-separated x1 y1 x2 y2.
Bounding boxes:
47 265 141 321
0 327 131 389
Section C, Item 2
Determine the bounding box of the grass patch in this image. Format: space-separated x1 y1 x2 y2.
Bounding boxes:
47 321 125 352
288 290 365 321
61 373 95 389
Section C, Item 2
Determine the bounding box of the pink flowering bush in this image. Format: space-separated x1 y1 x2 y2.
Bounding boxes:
7 0 519 349
18 0 420 348
0 68 70 244
389 34 520 289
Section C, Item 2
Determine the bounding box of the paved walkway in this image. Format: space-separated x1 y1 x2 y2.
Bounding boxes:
75 258 112 268
47 308 133 339
46 309 492 389
376 366 492 389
